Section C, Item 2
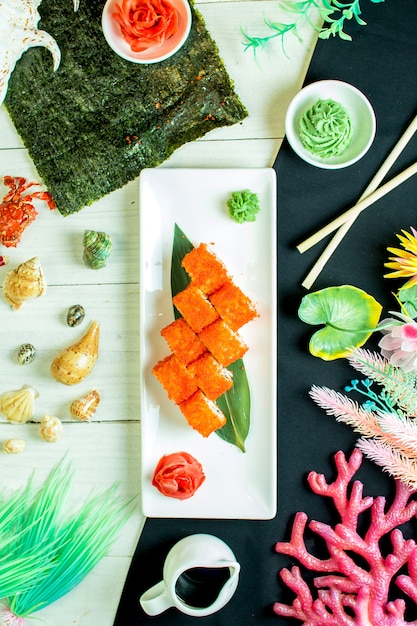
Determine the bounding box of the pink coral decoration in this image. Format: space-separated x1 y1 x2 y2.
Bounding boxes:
274 449 417 625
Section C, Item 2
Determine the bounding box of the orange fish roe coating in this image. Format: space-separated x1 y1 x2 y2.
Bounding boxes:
209 279 258 331
198 319 248 367
181 243 230 295
179 390 227 437
187 353 233 400
161 317 207 365
173 284 219 333
152 354 198 404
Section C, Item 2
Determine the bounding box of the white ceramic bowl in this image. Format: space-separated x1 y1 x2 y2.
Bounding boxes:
102 0 192 64
285 80 376 169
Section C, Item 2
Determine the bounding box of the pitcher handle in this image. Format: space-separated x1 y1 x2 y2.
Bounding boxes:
139 580 174 616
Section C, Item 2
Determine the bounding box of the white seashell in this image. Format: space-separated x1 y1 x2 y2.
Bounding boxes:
0 385 37 423
3 256 46 310
3 438 26 454
40 415 63 443
0 0 80 106
70 389 100 422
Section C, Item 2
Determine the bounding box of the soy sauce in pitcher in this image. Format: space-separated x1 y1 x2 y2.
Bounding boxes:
175 566 231 608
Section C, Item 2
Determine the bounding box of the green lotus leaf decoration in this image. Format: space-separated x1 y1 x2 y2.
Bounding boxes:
298 285 382 360
397 284 417 319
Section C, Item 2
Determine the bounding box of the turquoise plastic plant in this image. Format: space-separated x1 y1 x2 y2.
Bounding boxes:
0 458 134 623
242 0 385 55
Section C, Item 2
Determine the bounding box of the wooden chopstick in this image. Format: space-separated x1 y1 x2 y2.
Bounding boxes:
297 161 417 255
300 114 417 289
297 113 417 289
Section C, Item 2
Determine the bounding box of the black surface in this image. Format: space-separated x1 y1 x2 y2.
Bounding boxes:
114 2 417 623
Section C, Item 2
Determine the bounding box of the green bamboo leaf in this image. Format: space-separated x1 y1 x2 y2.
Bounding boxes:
171 224 250 451
298 285 382 360
215 360 250 452
171 224 194 318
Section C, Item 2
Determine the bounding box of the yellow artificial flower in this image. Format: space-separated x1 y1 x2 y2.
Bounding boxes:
384 227 417 288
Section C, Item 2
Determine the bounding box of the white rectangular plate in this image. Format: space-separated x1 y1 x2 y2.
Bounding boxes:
139 168 277 519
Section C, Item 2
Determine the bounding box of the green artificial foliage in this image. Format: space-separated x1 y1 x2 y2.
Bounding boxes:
298 285 382 360
242 0 385 55
0 459 134 621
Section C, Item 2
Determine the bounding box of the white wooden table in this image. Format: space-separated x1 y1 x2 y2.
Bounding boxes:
0 2 320 624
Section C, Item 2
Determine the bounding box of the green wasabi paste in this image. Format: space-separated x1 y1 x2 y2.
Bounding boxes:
299 99 352 159
227 190 260 224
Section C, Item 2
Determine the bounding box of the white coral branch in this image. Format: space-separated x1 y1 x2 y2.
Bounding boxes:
310 385 417 468
309 385 380 438
348 347 417 417
356 438 417 491
376 411 417 459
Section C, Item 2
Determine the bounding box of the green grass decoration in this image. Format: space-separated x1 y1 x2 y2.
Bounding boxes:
171 224 250 452
5 0 247 216
0 458 134 621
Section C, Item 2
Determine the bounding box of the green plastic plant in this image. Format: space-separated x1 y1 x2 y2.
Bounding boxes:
0 459 134 623
242 0 385 55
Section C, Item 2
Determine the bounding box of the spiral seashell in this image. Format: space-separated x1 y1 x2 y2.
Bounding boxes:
17 342 36 365
70 389 100 422
50 320 100 385
67 304 85 327
3 438 26 454
40 415 63 443
83 230 112 269
3 256 46 310
0 385 37 423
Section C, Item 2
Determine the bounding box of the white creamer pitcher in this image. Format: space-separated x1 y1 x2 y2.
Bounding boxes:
139 533 240 617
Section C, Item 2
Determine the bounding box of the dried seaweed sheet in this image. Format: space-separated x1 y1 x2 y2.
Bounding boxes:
5 0 247 215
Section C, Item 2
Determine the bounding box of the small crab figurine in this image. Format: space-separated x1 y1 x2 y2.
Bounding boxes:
0 175 56 248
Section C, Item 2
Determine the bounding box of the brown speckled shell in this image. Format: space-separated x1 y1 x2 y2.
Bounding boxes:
50 321 100 385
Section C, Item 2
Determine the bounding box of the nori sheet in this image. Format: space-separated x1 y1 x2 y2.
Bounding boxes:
5 0 248 215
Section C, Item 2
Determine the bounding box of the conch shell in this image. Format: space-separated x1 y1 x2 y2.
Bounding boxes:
0 0 80 106
3 438 26 454
3 256 46 310
83 230 112 269
40 415 63 443
50 320 100 385
70 389 100 421
0 385 37 423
